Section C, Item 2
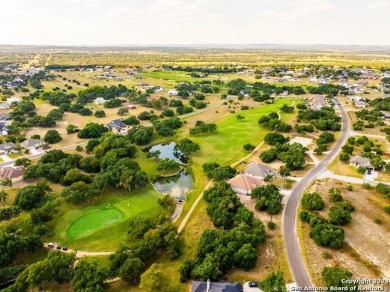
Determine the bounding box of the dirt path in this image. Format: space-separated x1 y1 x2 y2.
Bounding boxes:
43 243 114 257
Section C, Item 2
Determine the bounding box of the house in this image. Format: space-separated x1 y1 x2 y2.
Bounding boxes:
350 155 374 171
0 167 24 181
107 119 127 134
21 139 44 150
0 103 11 110
93 97 107 105
0 114 10 121
192 280 243 292
308 95 327 110
126 104 137 110
243 162 275 179
168 89 179 96
6 97 21 104
239 89 251 97
381 111 390 120
355 100 368 108
0 142 16 155
227 174 264 195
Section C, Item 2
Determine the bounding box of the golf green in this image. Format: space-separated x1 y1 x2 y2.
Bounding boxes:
67 206 124 239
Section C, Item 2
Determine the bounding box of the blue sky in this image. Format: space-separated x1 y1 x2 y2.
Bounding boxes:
0 0 389 46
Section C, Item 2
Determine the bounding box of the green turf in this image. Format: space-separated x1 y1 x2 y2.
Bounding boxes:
141 70 215 83
47 187 163 251
186 98 295 166
67 206 124 239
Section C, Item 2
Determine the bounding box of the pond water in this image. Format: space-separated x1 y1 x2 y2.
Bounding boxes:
153 170 194 200
148 142 188 163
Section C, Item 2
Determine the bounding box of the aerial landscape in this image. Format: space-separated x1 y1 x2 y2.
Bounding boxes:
0 1 389 292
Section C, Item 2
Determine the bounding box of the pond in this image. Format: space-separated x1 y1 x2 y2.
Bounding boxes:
148 142 188 163
153 170 194 200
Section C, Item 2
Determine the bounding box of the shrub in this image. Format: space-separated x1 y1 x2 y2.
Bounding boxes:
267 221 276 230
301 192 325 211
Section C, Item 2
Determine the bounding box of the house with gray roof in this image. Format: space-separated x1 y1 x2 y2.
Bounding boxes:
107 119 127 134
192 280 243 292
350 155 374 170
21 139 44 150
243 162 275 179
0 142 16 154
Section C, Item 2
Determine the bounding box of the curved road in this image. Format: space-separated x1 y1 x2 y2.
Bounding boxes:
283 98 349 288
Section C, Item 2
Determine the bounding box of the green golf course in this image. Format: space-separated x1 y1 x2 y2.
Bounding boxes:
47 187 163 251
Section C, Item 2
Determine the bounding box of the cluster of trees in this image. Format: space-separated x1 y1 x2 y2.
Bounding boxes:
77 85 128 104
314 131 335 155
369 97 390 112
297 107 341 131
307 84 347 97
340 136 387 171
24 134 149 204
189 121 217 135
6 250 109 292
251 184 283 217
202 162 237 181
260 143 306 170
0 226 42 266
180 183 266 281
109 215 182 286
226 78 305 97
322 267 356 290
300 188 355 249
152 117 182 137
175 138 200 156
258 112 292 132
77 123 108 139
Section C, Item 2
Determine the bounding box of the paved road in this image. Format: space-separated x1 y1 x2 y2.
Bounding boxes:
282 98 350 288
0 142 87 168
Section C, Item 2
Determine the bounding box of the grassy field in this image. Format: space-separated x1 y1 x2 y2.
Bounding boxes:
46 186 163 251
141 70 217 83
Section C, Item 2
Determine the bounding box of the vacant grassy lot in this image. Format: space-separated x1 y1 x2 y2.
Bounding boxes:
299 179 390 286
47 187 163 251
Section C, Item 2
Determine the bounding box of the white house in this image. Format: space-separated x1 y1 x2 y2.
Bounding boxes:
93 97 107 105
168 89 179 96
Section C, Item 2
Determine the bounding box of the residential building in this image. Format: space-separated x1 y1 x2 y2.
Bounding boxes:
192 280 243 292
243 162 275 179
0 167 24 181
21 139 44 150
168 89 179 96
0 142 16 154
227 174 264 195
107 119 127 134
350 155 374 171
93 97 107 105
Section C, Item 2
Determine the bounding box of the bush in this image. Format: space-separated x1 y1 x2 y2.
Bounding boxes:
384 205 390 214
44 130 62 144
243 143 256 152
267 221 276 230
309 223 345 249
301 192 325 211
346 185 353 191
322 267 355 289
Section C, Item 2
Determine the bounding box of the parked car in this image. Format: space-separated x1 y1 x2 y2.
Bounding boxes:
56 245 61 250
248 282 259 288
48 243 54 248
62 246 68 251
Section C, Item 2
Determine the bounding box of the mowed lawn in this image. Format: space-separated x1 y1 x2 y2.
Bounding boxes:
47 187 163 251
187 98 295 166
141 70 217 83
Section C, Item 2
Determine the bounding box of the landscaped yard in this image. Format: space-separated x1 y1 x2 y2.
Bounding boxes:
46 186 163 251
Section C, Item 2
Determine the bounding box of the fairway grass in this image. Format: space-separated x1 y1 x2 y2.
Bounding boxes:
185 98 295 166
67 206 124 239
47 186 163 251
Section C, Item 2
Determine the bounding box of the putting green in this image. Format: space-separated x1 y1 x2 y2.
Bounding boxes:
67 206 124 239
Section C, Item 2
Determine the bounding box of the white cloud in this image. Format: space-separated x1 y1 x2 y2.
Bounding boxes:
369 0 390 8
147 0 204 21
66 0 102 8
260 0 339 20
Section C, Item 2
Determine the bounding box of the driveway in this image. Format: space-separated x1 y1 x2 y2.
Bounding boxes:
243 282 262 292
29 148 43 155
0 155 12 162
